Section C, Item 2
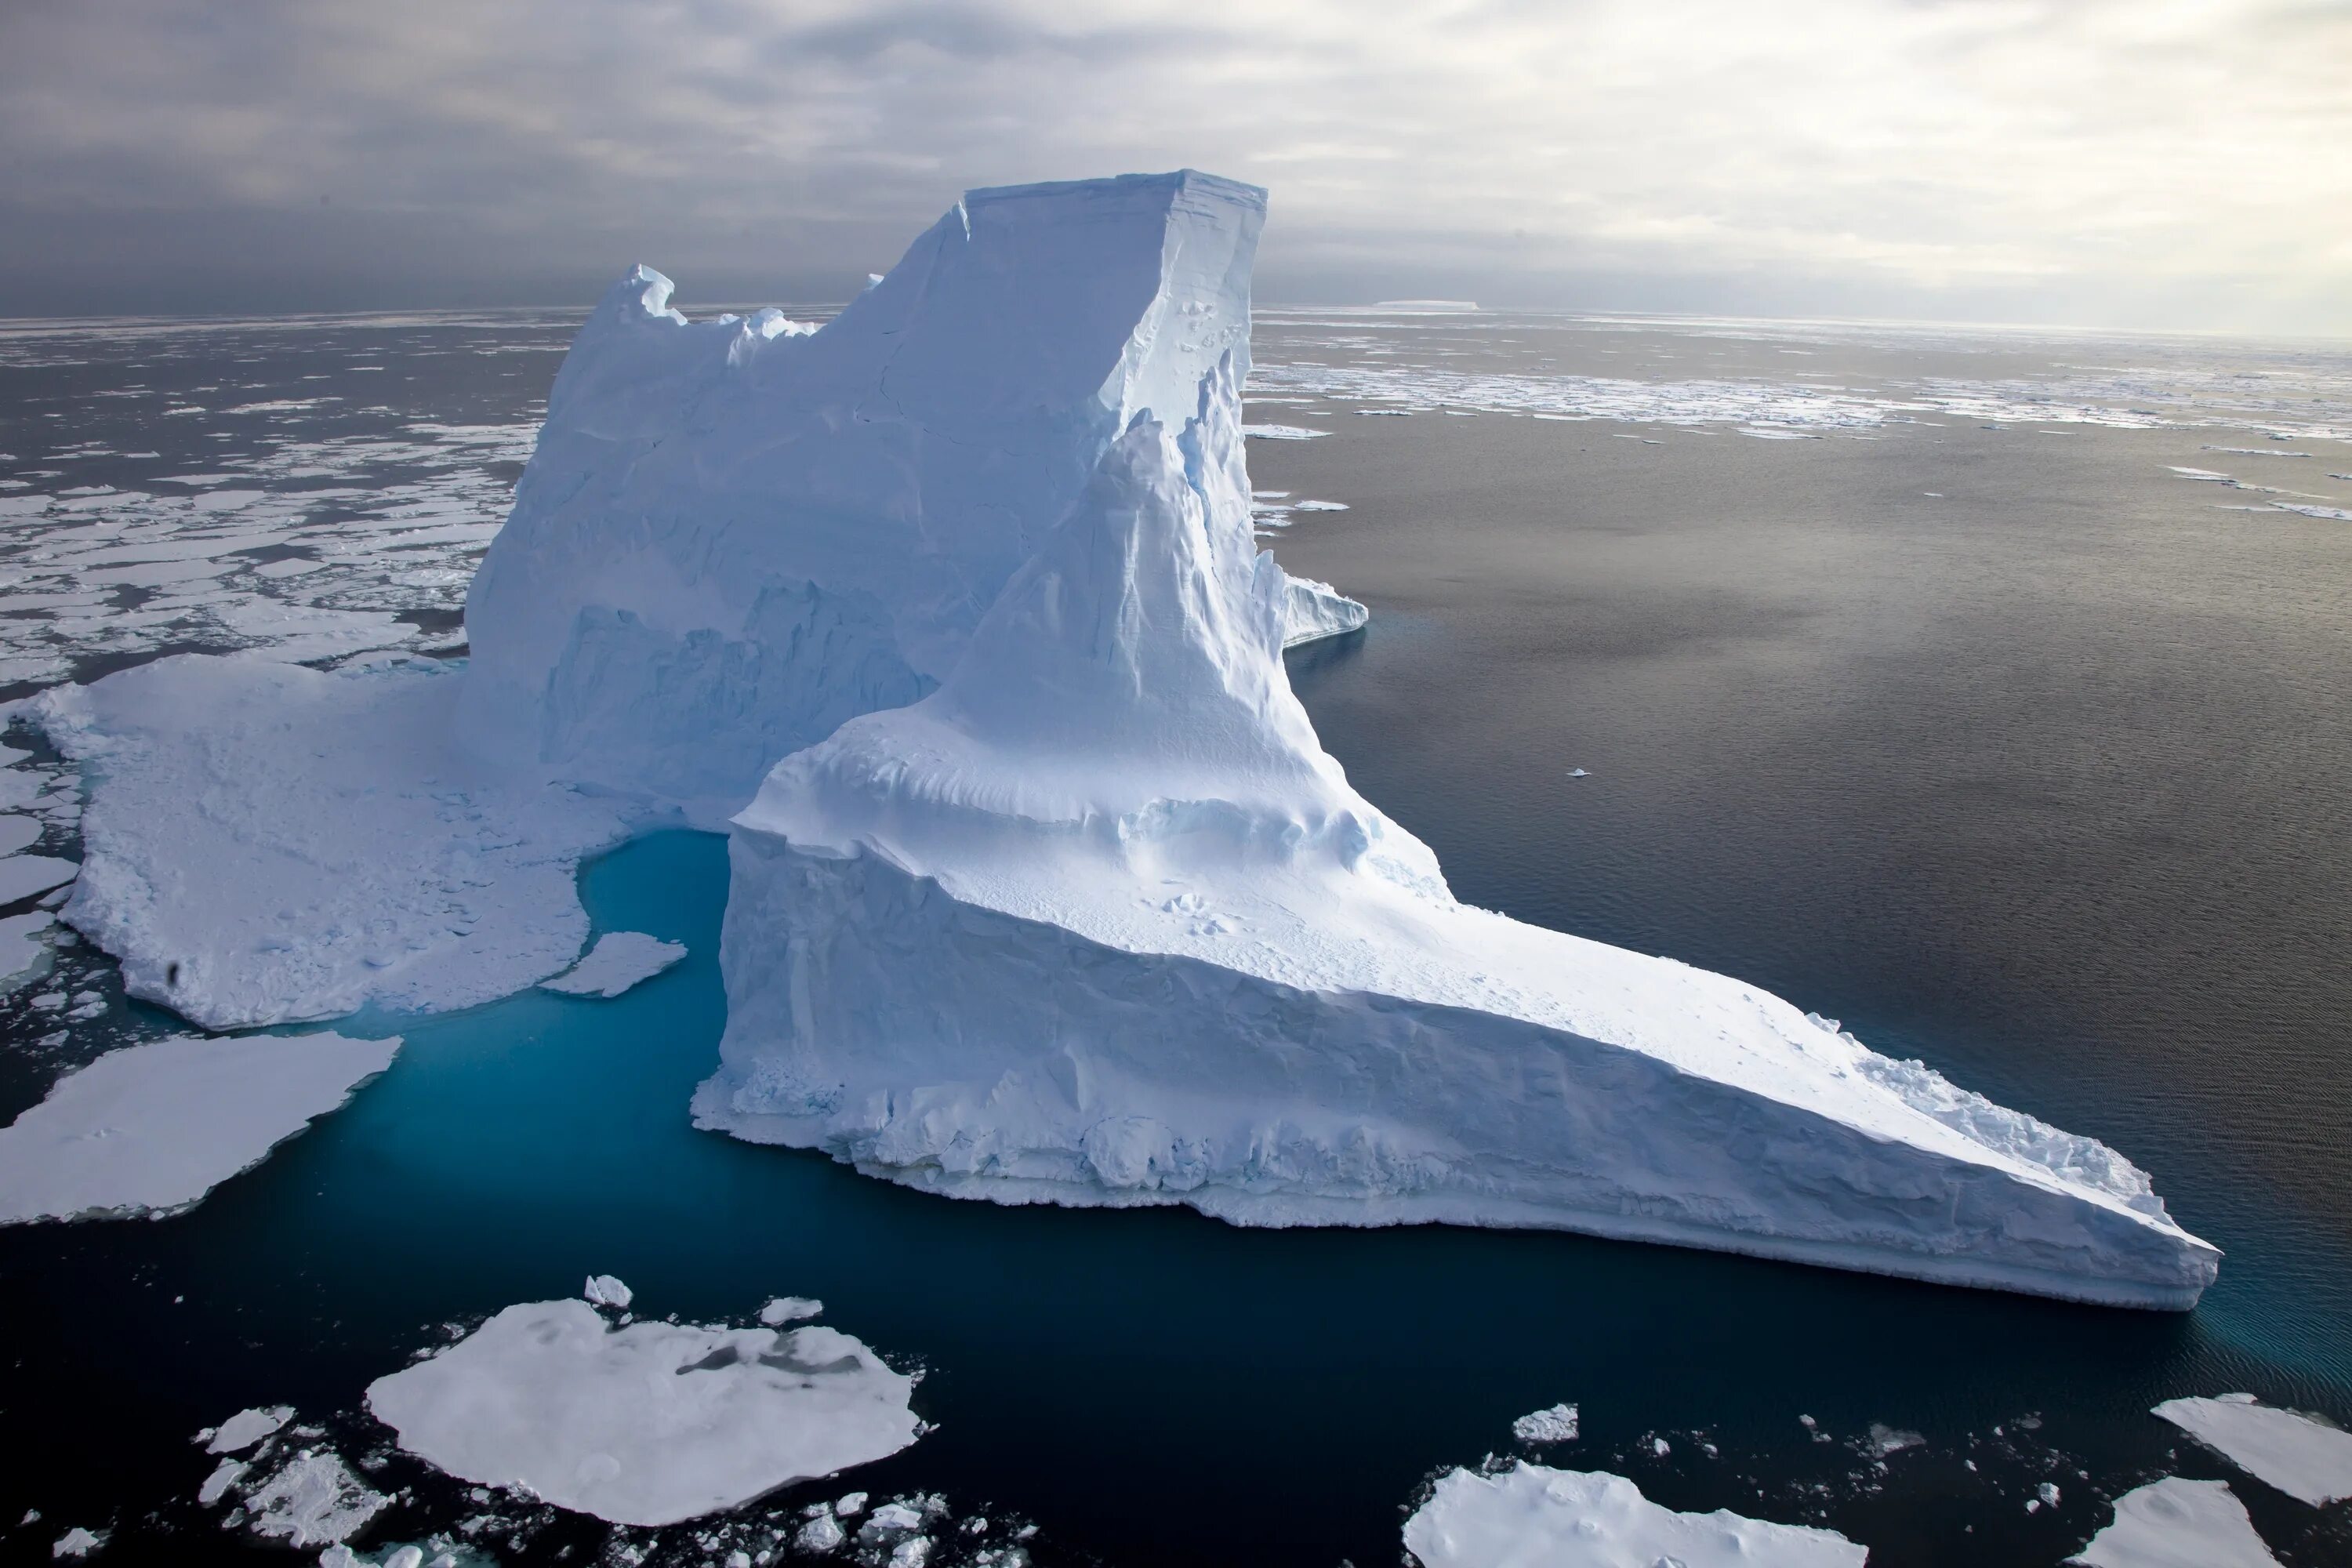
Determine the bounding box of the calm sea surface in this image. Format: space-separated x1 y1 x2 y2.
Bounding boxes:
1 306 2349 1566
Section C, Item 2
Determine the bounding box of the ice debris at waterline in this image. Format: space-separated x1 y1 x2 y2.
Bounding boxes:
1511 1403 1580 1444
2151 1394 2352 1505
0 1032 397 1223
539 931 686 997
364 1295 920 1526
695 339 2217 1308
2067 1478 2280 1568
16 171 2212 1308
1402 1464 1866 1567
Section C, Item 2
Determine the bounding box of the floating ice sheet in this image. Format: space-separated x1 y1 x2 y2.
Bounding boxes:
540 933 687 999
2152 1394 2352 1505
2068 1477 2279 1568
1403 1464 1866 1567
365 1298 920 1526
0 1032 398 1223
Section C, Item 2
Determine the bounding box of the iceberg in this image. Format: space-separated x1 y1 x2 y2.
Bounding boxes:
21 170 2215 1310
693 336 2217 1308
1402 1464 1866 1567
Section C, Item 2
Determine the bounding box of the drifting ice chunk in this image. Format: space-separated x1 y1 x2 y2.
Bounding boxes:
50 1527 102 1559
1402 1464 1865 1566
0 854 76 905
541 933 686 998
1279 574 1369 647
1512 1404 1579 1444
583 1274 633 1309
0 1033 398 1224
2068 1477 2279 1567
2152 1394 2352 1505
1 909 54 989
701 348 2217 1308
365 1298 920 1526
204 1404 295 1454
760 1296 823 1325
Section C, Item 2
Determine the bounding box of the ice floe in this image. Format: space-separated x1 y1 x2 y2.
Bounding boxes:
539 932 687 998
760 1296 823 1325
2152 1393 2352 1505
1511 1403 1579 1444
203 1404 296 1454
1402 1464 1866 1566
364 1297 920 1526
583 1273 633 1309
2068 1477 2279 1567
0 1032 397 1223
239 1450 388 1548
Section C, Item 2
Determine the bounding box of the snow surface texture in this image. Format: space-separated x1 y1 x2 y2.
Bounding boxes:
540 932 686 998
1401 1463 1866 1567
2152 1394 2352 1505
2068 1477 2279 1568
365 1297 920 1527
0 1031 397 1223
30 655 629 1028
459 169 1357 819
699 332 2217 1307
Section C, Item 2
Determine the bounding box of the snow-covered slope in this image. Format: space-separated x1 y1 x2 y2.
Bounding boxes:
700 349 2219 1308
459 170 1278 818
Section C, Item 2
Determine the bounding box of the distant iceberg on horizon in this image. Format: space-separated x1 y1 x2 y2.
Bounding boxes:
20 170 2220 1309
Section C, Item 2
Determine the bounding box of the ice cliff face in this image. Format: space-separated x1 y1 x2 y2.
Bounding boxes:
459 170 1272 817
694 230 2218 1307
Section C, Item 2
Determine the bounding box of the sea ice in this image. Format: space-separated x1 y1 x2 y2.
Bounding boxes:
0 814 40 855
240 1450 388 1547
365 1298 920 1526
49 1527 101 1558
29 656 629 1028
1 909 53 989
0 854 76 905
540 933 687 998
1512 1403 1579 1444
1402 1464 1866 1566
204 1403 295 1454
0 1032 398 1224
2067 1477 2279 1568
2152 1394 2352 1505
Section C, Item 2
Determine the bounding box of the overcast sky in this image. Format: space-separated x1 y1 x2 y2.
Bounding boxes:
2 0 2346 333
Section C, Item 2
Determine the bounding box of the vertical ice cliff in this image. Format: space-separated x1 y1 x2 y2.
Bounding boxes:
459 171 1273 817
699 317 2220 1309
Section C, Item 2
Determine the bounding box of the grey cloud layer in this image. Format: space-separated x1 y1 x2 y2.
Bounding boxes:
1 0 2345 331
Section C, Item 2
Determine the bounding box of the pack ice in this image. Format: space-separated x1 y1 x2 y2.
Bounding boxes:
38 169 2215 1308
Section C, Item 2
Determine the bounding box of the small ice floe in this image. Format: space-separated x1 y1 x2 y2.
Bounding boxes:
539 932 687 999
2067 1477 2279 1568
202 1404 295 1454
1512 1403 1579 1444
1403 1464 1866 1566
2 909 55 991
0 854 76 905
760 1296 822 1326
1566 768 1589 779
1293 499 1349 511
241 1450 389 1548
0 1032 400 1225
2038 1481 2063 1506
50 1526 103 1558
2152 1393 2352 1505
365 1298 921 1526
583 1274 633 1309
1922 491 1944 498
2204 447 2310 459
1240 424 1329 441
797 1508 848 1552
198 1460 247 1505
1865 1423 1924 1458
318 1548 437 1568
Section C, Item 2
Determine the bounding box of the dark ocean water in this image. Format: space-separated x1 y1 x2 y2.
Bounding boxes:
2 307 2350 1566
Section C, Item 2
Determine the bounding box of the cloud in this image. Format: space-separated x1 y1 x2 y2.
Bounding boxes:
0 0 2344 332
